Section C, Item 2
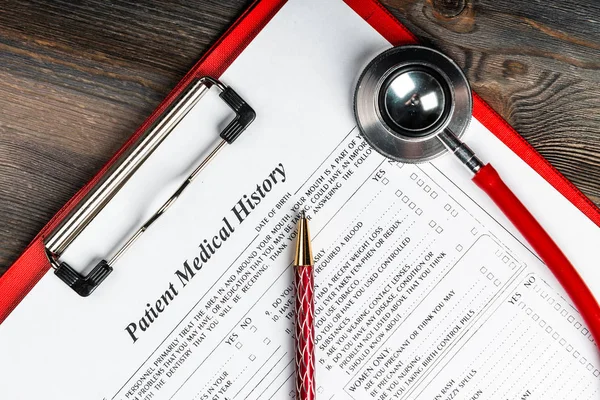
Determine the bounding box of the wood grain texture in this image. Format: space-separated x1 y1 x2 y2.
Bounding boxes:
380 0 600 202
0 0 599 277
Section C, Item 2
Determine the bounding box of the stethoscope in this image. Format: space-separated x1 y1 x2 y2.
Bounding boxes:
354 45 600 345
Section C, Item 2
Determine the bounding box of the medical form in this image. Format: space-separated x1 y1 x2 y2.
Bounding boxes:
0 1 598 399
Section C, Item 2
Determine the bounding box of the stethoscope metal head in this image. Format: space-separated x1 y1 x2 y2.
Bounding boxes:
354 45 472 163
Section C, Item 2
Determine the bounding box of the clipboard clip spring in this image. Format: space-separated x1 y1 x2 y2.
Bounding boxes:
44 77 255 296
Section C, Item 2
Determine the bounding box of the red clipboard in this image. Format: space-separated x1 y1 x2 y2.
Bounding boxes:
1 0 598 324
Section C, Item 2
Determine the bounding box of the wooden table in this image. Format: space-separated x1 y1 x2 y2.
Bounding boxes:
1 0 599 277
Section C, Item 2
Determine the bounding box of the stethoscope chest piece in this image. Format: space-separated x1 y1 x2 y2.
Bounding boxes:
354 45 472 163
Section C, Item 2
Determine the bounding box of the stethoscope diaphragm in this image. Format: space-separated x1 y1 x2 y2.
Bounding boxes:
354 45 472 163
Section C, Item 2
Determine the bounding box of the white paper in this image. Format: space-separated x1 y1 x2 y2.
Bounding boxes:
1 1 599 399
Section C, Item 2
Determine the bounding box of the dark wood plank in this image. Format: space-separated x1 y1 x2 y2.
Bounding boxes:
0 0 599 278
381 0 600 203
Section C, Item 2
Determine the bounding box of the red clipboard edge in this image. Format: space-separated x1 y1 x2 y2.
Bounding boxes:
1 0 598 324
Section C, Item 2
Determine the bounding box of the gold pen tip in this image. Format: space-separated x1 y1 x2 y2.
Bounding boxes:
294 211 313 266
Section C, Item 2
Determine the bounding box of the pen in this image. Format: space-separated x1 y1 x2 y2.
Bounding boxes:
294 211 315 400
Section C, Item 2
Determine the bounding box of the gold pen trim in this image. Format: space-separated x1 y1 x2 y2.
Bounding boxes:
294 212 313 266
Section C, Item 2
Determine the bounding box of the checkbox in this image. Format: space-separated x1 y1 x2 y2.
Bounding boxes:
396 163 404 169
417 179 424 187
424 185 431 193
395 190 403 197
263 337 271 345
451 210 458 217
471 227 478 235
494 279 501 287
435 226 443 233
561 309 568 317
444 204 451 211
318 387 324 394
487 273 494 280
410 173 417 180
249 354 256 361
480 266 487 274
250 325 257 333
235 342 243 349
408 202 416 209
430 191 438 199
456 244 463 252
502 256 509 264
415 208 423 216
402 196 409 203
382 178 389 185
429 220 436 228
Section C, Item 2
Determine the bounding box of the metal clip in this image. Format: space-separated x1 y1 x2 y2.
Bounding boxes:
44 77 255 296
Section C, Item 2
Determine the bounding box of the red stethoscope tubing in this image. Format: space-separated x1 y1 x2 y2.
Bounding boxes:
473 164 600 345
